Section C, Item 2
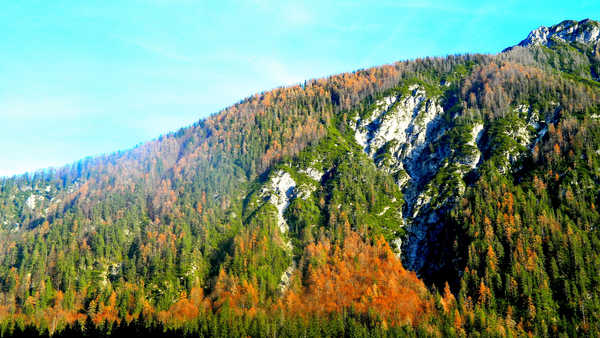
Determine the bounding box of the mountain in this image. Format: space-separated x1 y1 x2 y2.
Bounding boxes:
1 19 600 337
514 19 600 49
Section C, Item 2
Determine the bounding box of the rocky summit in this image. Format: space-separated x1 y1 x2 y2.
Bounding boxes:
507 18 600 50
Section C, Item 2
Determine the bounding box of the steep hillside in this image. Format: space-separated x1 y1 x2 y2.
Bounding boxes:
0 19 600 337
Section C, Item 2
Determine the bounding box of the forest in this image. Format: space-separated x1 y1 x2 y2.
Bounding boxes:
0 19 600 337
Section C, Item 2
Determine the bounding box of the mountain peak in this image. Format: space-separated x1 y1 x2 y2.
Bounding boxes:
515 19 600 49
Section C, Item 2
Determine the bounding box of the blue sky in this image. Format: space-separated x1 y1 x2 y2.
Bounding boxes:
0 0 598 177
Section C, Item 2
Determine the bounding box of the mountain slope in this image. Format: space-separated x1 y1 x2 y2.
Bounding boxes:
1 19 600 336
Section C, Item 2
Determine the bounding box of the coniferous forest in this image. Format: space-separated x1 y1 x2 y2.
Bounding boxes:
1 19 600 336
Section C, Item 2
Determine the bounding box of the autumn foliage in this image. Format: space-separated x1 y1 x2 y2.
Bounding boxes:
157 288 210 326
279 230 433 327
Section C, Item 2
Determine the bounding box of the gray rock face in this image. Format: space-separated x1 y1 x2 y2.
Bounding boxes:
260 170 296 235
259 170 297 291
352 85 458 273
510 19 600 50
25 194 38 210
354 85 446 182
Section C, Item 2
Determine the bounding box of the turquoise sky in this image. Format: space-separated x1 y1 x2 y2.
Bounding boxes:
1 0 597 177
